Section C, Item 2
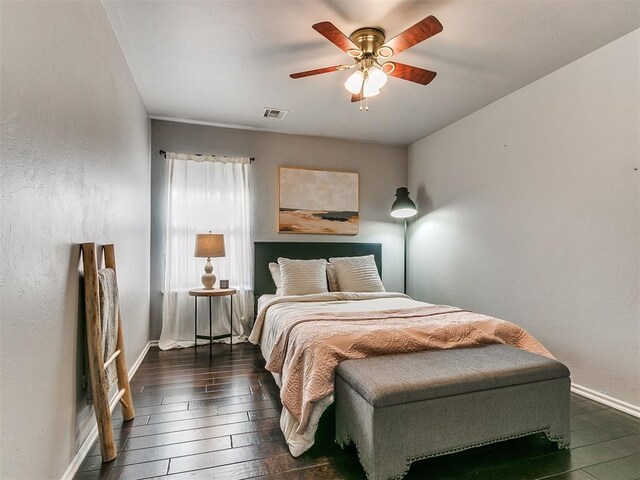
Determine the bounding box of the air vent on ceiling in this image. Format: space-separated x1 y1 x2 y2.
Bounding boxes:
262 107 288 120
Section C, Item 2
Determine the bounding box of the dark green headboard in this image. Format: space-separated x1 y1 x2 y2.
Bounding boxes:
254 242 382 298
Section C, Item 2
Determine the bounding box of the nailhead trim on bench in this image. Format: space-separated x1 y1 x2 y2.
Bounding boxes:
336 426 569 480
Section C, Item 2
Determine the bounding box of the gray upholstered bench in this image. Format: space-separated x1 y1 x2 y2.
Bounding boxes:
335 345 571 480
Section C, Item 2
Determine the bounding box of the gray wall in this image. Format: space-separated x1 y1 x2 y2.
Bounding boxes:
408 30 639 407
151 120 408 339
0 2 151 479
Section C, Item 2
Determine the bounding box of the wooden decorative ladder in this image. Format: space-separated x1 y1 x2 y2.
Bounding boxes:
81 243 135 462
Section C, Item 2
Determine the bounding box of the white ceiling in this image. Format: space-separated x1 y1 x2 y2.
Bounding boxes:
103 0 640 146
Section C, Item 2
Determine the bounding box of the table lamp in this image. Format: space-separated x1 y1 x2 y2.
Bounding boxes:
194 232 225 289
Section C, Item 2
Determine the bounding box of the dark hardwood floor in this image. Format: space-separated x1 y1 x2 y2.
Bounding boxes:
75 343 640 480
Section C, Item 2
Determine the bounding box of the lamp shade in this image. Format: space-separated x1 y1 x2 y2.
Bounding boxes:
391 187 417 219
367 67 387 91
194 233 225 258
344 70 364 94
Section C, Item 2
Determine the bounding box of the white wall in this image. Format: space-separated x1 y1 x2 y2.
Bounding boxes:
408 30 639 407
0 2 151 479
150 120 407 339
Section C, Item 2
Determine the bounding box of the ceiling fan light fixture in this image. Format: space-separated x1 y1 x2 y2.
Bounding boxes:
292 16 443 104
345 66 386 97
344 70 364 94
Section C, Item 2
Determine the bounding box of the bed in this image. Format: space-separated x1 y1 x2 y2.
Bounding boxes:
249 242 570 475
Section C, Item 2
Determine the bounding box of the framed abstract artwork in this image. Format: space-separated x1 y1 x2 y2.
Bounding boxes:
278 167 359 235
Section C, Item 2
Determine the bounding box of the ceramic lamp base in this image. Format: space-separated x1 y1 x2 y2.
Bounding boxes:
201 257 217 289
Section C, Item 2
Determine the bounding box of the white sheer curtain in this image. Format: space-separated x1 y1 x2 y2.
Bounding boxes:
159 152 253 350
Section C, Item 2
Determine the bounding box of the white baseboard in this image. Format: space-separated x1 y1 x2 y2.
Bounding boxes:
60 340 157 480
128 341 153 378
571 383 640 418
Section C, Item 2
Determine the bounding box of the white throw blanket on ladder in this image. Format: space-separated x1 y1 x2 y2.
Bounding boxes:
98 268 119 387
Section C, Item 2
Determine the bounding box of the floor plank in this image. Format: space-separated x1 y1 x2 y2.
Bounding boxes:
79 436 232 472
583 453 640 480
75 343 640 480
123 418 280 451
570 422 640 448
168 441 290 474
74 459 169 480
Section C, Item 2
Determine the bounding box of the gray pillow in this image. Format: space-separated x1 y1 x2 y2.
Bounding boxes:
277 257 328 296
328 255 384 292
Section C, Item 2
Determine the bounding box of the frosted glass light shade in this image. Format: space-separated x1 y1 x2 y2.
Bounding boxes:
194 233 225 258
344 70 364 94
367 67 387 91
345 67 387 98
363 85 380 97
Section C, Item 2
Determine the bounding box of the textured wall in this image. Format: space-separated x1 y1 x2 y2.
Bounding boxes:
408 30 639 407
150 120 408 339
0 2 151 478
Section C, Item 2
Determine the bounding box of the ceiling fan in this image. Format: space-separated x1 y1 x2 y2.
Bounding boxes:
290 16 443 109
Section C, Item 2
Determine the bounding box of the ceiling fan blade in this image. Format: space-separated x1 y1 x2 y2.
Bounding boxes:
290 65 343 79
313 22 362 56
381 16 443 56
385 62 437 85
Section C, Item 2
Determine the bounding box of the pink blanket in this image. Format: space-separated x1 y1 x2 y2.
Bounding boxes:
265 304 552 435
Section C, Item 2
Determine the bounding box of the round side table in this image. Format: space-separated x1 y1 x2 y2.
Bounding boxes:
188 288 237 355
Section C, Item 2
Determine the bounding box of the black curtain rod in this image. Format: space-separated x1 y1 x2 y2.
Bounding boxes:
159 150 255 163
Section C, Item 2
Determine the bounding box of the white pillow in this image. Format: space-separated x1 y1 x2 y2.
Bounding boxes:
328 255 384 292
326 263 340 292
268 262 282 295
277 257 328 296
